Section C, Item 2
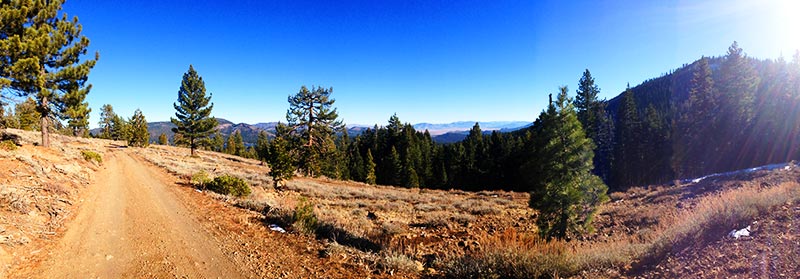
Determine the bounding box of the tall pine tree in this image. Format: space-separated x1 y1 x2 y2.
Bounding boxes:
526 86 608 240
286 85 343 177
0 0 98 146
128 109 149 147
171 65 218 157
672 57 717 178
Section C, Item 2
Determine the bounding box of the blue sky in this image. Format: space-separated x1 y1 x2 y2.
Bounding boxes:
59 0 799 127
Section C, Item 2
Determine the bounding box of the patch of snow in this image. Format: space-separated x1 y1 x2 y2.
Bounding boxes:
682 162 792 185
728 225 751 239
269 224 286 233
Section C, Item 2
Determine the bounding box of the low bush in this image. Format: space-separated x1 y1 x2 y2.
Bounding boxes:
439 228 575 279
80 150 102 164
292 197 318 235
1 140 19 151
207 174 251 198
191 170 212 188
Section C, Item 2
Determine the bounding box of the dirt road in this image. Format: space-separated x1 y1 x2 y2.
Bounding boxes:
10 149 252 278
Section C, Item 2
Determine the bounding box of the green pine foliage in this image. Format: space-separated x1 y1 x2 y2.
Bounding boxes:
525 87 608 240
364 149 377 185
128 109 149 147
158 133 168 145
286 86 343 177
13 97 40 131
255 131 270 161
170 65 218 157
97 104 116 139
0 0 98 147
267 123 297 187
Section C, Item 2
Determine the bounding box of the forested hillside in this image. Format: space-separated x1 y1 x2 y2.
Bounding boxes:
325 42 800 191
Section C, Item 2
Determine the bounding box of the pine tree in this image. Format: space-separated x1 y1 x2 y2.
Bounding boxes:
14 98 40 131
0 0 98 147
715 42 760 171
225 132 236 154
673 57 717 178
98 104 116 139
210 130 224 151
612 85 642 188
575 69 601 137
255 131 270 162
286 85 343 177
158 133 168 145
110 114 128 141
575 69 614 181
171 65 218 157
268 123 296 187
128 109 149 147
365 149 377 185
62 84 92 137
526 86 609 240
234 130 245 156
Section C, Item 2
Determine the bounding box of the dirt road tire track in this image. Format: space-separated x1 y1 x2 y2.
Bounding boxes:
10 149 253 278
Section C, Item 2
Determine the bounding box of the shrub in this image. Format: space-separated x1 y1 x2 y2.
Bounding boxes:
80 150 103 164
207 174 251 198
439 228 575 279
0 140 18 151
292 197 318 234
191 170 212 188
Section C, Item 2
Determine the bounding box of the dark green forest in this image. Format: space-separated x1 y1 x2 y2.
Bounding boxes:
259 42 800 192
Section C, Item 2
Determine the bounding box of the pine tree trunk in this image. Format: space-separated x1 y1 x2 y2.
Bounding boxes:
41 95 50 147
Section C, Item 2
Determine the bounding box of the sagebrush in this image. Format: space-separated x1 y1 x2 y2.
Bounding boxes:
207 174 251 197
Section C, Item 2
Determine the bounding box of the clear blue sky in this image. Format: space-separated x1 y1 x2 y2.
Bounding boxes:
61 0 799 128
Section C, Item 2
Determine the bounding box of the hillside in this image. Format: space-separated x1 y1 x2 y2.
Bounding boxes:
3 128 800 278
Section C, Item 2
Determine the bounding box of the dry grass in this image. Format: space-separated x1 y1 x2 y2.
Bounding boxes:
134 141 800 278
635 181 800 268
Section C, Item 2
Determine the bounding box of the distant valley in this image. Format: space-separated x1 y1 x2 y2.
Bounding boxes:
92 119 531 144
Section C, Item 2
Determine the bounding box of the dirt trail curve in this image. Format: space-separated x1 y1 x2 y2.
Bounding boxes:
10 149 253 278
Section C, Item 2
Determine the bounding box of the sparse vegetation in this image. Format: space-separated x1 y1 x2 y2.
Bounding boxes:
80 150 102 164
292 197 318 235
191 170 212 188
207 174 251 198
0 139 18 151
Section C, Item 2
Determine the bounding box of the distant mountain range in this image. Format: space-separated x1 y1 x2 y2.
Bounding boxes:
91 119 530 144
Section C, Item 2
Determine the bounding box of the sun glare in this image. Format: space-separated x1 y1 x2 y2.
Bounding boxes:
765 0 800 55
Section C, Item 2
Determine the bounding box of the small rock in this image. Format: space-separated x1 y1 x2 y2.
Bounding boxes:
106 255 113 260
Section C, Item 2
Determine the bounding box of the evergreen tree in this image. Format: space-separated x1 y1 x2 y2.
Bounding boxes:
128 109 149 147
383 146 403 186
226 132 236 155
575 69 614 181
110 114 128 141
673 57 717 178
62 84 92 137
14 97 40 131
349 144 365 181
286 85 343 177
210 130 225 151
171 65 218 157
158 133 168 145
0 0 98 147
267 123 296 187
526 87 608 240
575 69 601 137
98 104 116 139
612 85 642 188
233 130 245 156
365 149 377 185
255 131 270 162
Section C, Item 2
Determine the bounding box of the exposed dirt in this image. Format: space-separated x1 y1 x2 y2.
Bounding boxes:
9 149 253 278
